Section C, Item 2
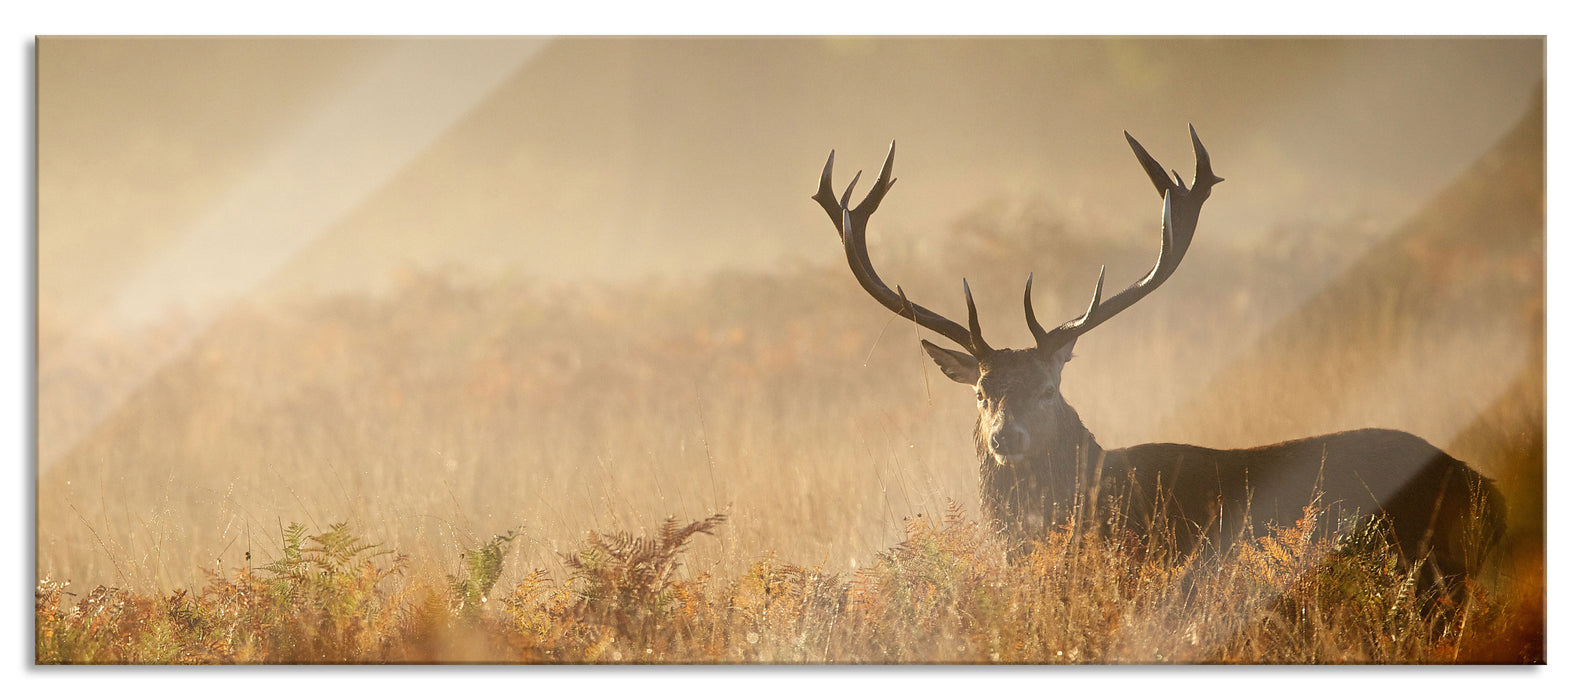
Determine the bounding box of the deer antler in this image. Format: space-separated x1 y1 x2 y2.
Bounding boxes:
813 143 993 357
1025 125 1223 354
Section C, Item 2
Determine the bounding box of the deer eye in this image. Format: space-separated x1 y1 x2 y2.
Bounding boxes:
975 389 986 405
1040 386 1057 402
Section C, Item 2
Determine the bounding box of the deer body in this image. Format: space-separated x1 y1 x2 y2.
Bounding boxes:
1102 430 1502 570
813 128 1505 588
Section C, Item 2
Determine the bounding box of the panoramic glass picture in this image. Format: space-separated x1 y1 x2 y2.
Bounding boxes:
36 36 1543 664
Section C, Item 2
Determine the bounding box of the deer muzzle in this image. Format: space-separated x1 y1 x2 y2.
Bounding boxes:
988 422 1030 466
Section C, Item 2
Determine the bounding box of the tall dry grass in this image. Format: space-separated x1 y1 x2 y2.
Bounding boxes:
37 206 1364 593
37 497 1529 664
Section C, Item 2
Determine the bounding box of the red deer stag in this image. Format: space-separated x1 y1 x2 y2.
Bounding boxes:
812 127 1504 590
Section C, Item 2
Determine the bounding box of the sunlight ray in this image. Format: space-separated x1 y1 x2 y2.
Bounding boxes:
39 39 548 469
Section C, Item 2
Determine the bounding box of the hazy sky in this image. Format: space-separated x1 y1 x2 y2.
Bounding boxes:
38 37 1543 328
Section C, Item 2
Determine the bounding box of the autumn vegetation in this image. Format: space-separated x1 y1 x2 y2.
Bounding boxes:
37 102 1544 664
36 495 1535 663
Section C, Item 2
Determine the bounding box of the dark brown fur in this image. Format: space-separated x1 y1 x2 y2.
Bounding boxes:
1098 429 1504 583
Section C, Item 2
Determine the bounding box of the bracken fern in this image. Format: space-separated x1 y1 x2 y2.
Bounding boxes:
35 506 1535 664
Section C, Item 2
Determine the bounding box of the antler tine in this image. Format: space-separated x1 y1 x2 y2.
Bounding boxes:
852 141 897 218
1042 127 1220 350
1077 265 1107 326
1190 124 1224 188
964 279 990 356
1124 130 1175 199
1024 274 1047 340
813 151 844 237
815 144 987 356
840 171 862 210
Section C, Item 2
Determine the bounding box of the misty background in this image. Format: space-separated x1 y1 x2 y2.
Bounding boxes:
39 37 1540 327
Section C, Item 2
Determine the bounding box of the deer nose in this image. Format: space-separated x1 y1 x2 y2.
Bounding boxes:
990 427 1028 457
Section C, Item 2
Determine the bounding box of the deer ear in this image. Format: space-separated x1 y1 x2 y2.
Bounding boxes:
921 339 980 385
